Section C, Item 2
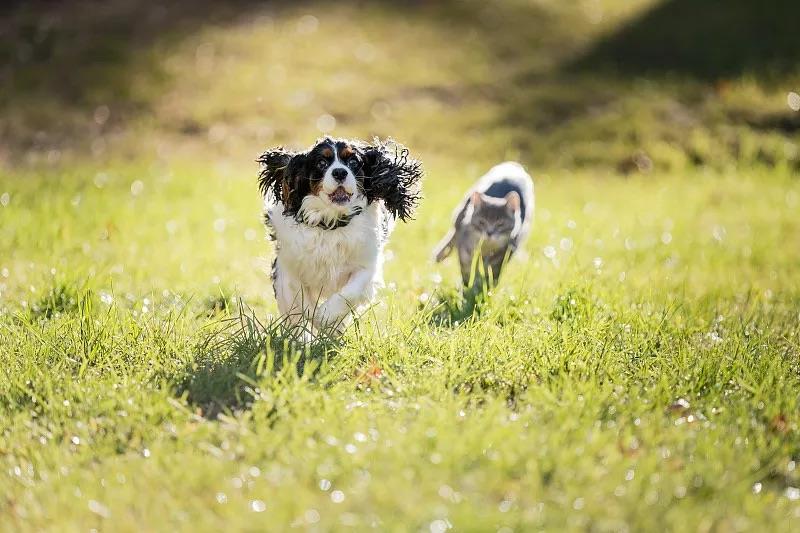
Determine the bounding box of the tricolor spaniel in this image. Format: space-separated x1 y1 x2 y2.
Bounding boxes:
257 137 423 335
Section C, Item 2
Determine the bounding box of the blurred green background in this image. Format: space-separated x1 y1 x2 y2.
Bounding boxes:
2 0 799 170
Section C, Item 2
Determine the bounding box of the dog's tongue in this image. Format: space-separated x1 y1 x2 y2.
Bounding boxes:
330 187 350 204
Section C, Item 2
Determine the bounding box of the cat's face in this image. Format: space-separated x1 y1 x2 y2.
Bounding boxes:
466 191 521 250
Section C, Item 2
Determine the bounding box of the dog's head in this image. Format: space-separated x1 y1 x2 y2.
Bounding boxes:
258 137 423 226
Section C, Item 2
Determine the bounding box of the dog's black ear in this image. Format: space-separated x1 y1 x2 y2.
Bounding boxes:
257 147 292 200
361 139 424 222
257 148 308 217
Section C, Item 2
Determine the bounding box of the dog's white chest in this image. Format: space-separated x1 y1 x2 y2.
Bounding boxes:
268 202 386 298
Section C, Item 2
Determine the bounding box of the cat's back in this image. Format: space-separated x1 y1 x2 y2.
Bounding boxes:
475 161 534 223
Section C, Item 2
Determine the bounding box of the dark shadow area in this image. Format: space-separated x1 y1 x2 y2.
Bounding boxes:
0 0 290 154
179 304 339 419
2 0 797 171
496 0 800 171
0 0 563 159
423 285 484 328
571 0 800 80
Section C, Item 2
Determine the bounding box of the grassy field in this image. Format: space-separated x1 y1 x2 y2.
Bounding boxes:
2 0 800 530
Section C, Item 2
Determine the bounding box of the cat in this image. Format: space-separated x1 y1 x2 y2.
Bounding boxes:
433 161 534 289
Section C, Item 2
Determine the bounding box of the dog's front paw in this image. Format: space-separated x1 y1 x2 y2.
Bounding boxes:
313 297 348 331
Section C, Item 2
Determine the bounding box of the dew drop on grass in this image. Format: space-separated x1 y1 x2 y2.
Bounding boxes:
788 91 800 112
70 436 80 445
130 180 144 196
250 499 266 512
305 509 320 524
0 192 10 207
371 101 391 120
786 487 800 501
331 490 345 503
93 173 108 188
752 483 762 494
216 492 227 504
319 479 331 491
543 246 556 259
355 42 377 63
93 105 110 125
429 519 450 533
316 114 336 133
712 225 726 242
296 14 319 34
88 500 110 518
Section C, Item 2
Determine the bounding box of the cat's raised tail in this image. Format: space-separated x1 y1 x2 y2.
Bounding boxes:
433 228 456 262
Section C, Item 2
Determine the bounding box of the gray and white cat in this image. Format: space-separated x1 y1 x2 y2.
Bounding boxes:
433 162 534 288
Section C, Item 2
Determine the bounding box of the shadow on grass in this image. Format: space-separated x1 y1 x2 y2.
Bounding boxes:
495 0 800 169
423 284 487 328
0 0 294 155
180 302 340 418
1 0 529 156
571 0 800 81
4 0 798 170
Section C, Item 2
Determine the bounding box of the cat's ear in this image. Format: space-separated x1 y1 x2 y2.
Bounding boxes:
471 191 483 206
505 191 521 212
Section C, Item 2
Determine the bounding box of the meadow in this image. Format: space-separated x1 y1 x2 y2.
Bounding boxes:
1 0 800 530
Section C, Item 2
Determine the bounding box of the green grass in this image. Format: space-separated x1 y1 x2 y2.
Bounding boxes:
2 0 800 530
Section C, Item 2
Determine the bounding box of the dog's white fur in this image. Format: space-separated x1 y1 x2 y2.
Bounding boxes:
266 146 393 332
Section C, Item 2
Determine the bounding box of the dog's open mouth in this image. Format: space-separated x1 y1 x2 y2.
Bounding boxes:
329 187 352 205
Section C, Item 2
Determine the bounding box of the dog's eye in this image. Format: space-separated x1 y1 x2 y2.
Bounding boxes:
317 159 329 170
347 158 360 170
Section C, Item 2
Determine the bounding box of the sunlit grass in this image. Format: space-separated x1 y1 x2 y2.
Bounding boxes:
2 0 800 530
3 163 799 530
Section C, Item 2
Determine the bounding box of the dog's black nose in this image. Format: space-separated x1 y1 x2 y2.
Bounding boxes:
331 168 348 182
